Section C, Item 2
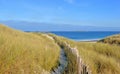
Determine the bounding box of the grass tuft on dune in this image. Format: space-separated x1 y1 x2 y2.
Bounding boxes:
99 34 120 45
0 24 60 74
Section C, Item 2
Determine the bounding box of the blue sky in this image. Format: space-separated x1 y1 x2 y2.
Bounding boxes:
0 0 120 27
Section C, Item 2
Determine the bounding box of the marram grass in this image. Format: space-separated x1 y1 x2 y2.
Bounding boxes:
49 33 120 74
99 34 120 45
0 24 60 74
0 24 120 74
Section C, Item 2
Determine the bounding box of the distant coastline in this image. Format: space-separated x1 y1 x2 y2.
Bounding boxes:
52 31 120 42
74 38 102 42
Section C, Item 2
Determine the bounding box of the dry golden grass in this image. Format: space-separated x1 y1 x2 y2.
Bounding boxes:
0 24 60 74
1 24 120 74
75 42 120 74
49 33 120 74
99 34 120 45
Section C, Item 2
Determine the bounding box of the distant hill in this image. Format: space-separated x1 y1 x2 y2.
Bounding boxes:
0 20 120 31
99 34 120 45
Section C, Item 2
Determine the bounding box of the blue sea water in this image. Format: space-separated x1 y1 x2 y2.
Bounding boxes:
51 31 120 41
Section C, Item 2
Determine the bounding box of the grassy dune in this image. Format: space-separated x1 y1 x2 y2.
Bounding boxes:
75 42 120 74
0 24 60 74
50 34 120 74
1 24 120 74
99 34 120 45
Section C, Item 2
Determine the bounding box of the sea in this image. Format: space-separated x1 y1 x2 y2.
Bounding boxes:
51 31 120 41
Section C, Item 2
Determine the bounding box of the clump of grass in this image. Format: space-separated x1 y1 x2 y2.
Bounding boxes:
0 24 60 74
76 42 120 74
99 34 120 45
